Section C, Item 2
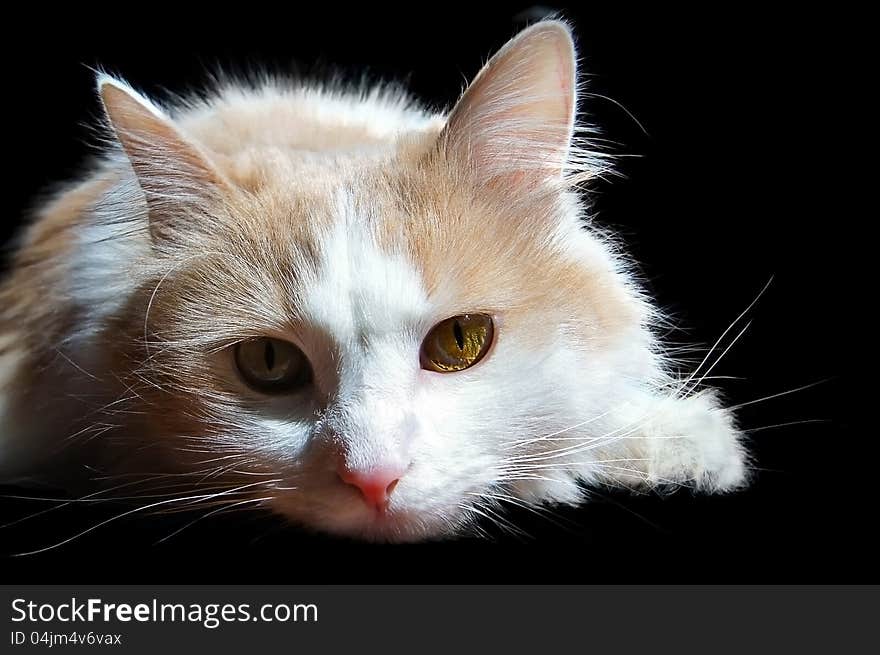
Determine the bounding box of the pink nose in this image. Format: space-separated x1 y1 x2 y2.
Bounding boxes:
338 465 406 511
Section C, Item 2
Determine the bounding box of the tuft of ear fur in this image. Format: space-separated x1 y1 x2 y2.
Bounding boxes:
97 75 229 242
441 20 577 186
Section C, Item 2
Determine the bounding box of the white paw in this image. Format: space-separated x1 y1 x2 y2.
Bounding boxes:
646 391 749 492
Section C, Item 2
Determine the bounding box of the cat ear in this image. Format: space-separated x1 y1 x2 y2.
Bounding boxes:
441 20 577 185
97 75 228 242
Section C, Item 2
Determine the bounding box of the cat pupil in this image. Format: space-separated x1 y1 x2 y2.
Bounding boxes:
264 341 275 371
453 321 464 351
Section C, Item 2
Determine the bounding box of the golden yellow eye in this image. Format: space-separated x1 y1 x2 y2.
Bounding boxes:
420 314 494 373
234 337 312 393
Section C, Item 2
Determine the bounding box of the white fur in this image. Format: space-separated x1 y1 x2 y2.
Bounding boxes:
301 190 432 342
67 182 152 343
97 75 166 119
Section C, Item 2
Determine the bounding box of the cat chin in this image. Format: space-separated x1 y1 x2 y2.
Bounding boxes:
332 514 462 544
269 494 470 543
302 512 462 544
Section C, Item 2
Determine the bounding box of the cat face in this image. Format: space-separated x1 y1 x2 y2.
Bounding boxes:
115 147 649 540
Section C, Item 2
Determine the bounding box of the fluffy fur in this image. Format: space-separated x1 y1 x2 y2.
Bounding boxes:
0 21 747 542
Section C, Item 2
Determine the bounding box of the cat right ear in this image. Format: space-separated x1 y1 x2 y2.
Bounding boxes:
440 21 577 187
98 75 228 242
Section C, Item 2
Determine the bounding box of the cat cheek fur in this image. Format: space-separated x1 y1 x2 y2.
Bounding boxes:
0 20 749 541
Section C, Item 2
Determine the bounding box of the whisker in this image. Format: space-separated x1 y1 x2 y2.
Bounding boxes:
154 497 273 544
500 410 612 450
674 276 772 398
743 419 827 433
728 379 831 411
10 479 281 557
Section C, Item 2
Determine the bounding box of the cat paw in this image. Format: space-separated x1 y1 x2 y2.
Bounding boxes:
645 391 749 492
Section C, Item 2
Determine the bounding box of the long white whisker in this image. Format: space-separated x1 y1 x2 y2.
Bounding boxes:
11 479 281 557
728 379 831 411
155 497 272 545
675 277 772 398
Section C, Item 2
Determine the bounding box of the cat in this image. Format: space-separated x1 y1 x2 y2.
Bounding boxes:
0 20 748 543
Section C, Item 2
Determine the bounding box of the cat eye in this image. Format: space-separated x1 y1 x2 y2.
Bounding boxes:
420 314 494 373
234 337 312 393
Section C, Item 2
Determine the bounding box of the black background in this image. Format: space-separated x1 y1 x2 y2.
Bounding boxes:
0 5 868 582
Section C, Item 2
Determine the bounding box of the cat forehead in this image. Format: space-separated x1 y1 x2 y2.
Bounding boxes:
216 160 597 336
297 188 431 340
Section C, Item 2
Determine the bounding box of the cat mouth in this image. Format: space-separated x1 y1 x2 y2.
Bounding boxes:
266 472 468 542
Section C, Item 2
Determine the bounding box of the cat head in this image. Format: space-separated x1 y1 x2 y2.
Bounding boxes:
93 21 663 541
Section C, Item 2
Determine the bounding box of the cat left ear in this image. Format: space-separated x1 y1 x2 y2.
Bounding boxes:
441 20 577 186
98 75 228 242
